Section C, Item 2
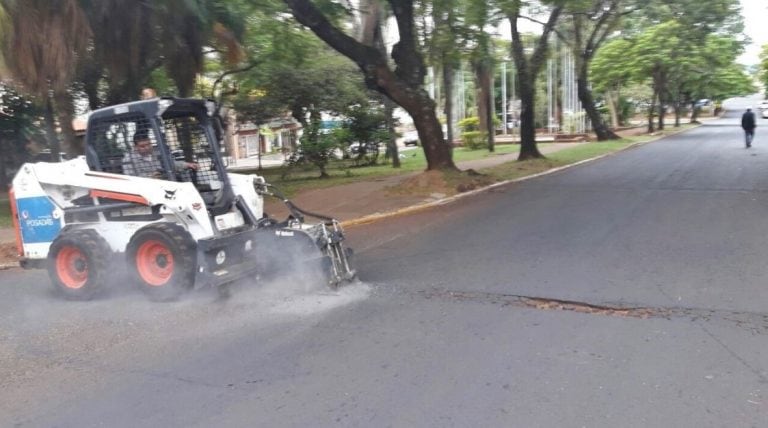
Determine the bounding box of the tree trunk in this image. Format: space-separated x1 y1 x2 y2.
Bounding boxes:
43 94 61 162
566 2 624 141
443 64 455 147
518 80 542 160
606 90 620 129
54 89 80 156
655 70 666 131
647 92 656 133
484 68 495 152
107 79 142 105
657 99 665 131
384 99 400 168
690 102 700 123
507 4 562 161
359 0 399 168
81 62 103 110
475 61 495 152
577 76 619 140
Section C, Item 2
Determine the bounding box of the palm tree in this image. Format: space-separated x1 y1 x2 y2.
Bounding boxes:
0 0 91 157
84 0 244 103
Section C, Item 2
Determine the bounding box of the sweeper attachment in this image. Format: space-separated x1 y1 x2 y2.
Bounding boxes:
10 97 355 300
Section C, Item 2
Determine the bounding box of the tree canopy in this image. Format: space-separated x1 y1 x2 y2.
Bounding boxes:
0 0 758 176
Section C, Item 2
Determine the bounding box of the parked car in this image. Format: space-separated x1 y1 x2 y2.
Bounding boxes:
762 108 768 119
348 142 379 155
758 100 768 111
401 130 419 147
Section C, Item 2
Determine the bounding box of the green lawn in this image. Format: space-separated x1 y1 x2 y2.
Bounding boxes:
0 195 11 228
252 143 526 196
250 140 638 196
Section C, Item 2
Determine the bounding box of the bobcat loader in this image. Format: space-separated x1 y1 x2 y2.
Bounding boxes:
10 98 355 300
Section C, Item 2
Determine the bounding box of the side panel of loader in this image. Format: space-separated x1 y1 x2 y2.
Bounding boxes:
11 164 66 260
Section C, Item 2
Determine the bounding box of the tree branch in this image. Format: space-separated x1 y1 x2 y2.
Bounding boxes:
518 13 567 44
530 6 563 73
210 60 261 99
282 0 384 70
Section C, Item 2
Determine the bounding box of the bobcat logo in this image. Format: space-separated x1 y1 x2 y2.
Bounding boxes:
164 189 177 200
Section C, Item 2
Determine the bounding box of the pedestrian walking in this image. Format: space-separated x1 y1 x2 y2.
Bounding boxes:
741 108 756 148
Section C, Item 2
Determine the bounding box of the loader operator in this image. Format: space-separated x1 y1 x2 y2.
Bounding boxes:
123 129 199 178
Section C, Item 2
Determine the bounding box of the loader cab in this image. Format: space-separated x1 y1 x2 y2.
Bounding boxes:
85 98 235 215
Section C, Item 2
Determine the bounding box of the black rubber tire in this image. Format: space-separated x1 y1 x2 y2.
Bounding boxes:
47 229 111 300
126 223 196 301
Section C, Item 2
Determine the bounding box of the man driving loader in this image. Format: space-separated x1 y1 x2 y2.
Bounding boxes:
123 129 198 178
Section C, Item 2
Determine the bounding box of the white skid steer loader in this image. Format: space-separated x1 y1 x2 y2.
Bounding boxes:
10 98 355 300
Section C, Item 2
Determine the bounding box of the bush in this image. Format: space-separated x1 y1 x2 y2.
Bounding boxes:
461 131 487 150
458 117 481 132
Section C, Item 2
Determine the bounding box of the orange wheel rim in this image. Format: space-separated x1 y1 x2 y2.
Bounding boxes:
136 240 175 286
56 246 88 289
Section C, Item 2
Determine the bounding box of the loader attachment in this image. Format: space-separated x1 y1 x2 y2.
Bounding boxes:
255 183 356 287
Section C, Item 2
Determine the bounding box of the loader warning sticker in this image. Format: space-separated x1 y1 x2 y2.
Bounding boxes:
16 196 62 244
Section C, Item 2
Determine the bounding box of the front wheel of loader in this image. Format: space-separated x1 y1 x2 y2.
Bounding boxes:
126 223 196 301
47 230 111 300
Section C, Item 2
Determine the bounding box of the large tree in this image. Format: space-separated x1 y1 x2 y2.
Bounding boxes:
359 0 401 167
590 37 633 128
0 0 91 157
628 21 681 132
501 1 564 160
420 0 464 153
559 0 633 140
466 0 497 152
282 0 457 171
83 0 245 105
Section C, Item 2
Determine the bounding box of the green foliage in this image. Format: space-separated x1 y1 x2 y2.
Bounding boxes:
591 38 634 94
0 85 43 153
593 14 753 120
231 33 367 126
461 131 487 150
458 116 481 132
618 97 635 125
561 111 586 134
286 118 344 178
760 45 768 97
339 104 392 166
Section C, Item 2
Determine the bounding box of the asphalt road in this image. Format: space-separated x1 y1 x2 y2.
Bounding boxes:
2 97 767 427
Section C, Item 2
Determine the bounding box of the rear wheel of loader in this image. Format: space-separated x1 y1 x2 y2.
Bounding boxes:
47 230 111 300
126 223 196 301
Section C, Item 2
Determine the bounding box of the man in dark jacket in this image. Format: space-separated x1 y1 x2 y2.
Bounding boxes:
741 108 756 148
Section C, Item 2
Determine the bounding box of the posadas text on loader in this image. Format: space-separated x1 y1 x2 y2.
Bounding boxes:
10 98 355 300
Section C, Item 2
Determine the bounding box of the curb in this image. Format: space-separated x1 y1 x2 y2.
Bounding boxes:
341 125 698 228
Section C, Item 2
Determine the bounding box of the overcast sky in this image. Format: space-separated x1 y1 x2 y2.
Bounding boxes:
739 0 767 65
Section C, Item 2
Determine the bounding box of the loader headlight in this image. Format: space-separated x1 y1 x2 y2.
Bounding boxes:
215 250 226 265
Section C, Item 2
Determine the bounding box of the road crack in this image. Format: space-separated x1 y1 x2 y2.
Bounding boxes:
415 288 768 334
417 289 656 318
